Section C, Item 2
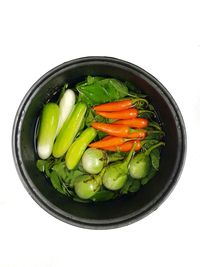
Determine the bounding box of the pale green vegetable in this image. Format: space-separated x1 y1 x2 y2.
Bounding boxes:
52 102 87 158
82 148 124 174
74 175 101 199
82 148 105 174
129 153 151 179
103 146 135 190
56 89 76 135
74 169 105 199
37 103 59 159
103 170 127 191
65 127 97 170
129 142 165 179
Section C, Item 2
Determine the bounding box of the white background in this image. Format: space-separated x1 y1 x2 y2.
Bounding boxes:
1 1 200 266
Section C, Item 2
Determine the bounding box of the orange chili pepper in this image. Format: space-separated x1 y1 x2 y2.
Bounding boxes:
89 136 127 148
96 108 138 119
93 99 132 112
112 118 148 128
102 140 142 152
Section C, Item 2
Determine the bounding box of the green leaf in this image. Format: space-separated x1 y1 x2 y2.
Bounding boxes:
77 83 110 106
61 182 75 197
120 178 141 194
69 170 84 187
131 99 149 109
60 169 85 189
138 110 156 119
148 103 156 111
106 79 128 98
141 167 157 185
37 157 83 197
52 161 67 180
86 76 104 84
90 190 116 202
129 179 141 192
73 169 85 178
49 171 66 194
145 132 164 140
141 139 160 151
94 114 107 122
150 148 160 170
120 178 133 194
76 77 130 106
36 159 46 172
44 160 53 177
96 130 107 139
85 109 95 127
148 121 162 131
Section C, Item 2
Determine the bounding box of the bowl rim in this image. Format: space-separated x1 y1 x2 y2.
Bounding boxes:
12 56 187 229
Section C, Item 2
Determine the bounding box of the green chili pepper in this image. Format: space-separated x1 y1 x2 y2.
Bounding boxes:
52 102 87 158
65 127 97 170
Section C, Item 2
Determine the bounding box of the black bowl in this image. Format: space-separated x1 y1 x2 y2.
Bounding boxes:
12 57 186 229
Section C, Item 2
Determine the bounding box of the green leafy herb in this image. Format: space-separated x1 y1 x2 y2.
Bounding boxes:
86 76 104 84
145 131 164 140
141 167 157 185
51 161 67 179
120 178 133 194
68 170 85 187
129 179 141 192
148 121 162 131
138 110 156 119
120 177 141 194
90 190 116 202
76 77 130 106
150 148 160 170
36 157 85 197
49 171 66 194
85 109 95 127
100 79 128 98
141 139 159 151
36 159 46 172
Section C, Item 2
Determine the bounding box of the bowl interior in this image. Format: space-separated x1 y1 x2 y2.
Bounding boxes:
14 58 184 227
